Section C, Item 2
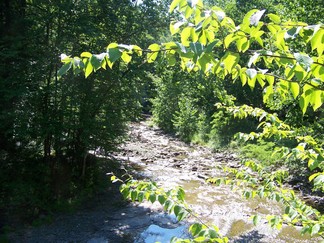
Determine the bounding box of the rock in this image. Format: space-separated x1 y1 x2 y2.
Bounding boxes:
192 166 198 171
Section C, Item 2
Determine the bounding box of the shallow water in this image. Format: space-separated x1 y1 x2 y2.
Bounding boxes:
9 121 320 242
120 121 320 243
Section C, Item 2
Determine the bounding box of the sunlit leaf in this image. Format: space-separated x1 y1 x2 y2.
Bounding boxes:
213 10 225 21
121 52 132 63
248 52 260 67
170 21 185 35
311 29 324 55
243 9 258 25
224 33 237 48
299 93 310 114
147 43 161 63
285 27 301 39
267 13 281 24
222 52 239 73
294 53 313 71
250 9 265 26
181 26 192 43
289 82 300 99
310 90 323 111
80 52 92 58
85 61 93 78
309 172 321 182
246 68 257 79
170 0 182 13
311 224 321 236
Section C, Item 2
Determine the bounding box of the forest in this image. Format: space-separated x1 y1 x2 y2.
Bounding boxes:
1 0 324 242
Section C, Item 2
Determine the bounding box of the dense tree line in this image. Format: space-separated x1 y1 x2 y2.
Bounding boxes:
150 0 324 151
0 0 169 223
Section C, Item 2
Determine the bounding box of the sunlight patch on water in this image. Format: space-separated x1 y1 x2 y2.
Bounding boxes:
135 224 188 243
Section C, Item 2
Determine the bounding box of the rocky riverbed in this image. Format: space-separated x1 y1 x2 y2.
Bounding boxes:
8 120 321 242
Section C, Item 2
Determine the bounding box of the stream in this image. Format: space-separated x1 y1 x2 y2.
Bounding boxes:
8 120 321 242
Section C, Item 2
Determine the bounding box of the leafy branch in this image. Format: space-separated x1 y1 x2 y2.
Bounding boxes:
110 174 229 243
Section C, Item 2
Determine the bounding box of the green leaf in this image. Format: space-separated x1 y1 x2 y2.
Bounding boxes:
158 195 166 205
243 9 258 25
311 224 321 236
148 43 160 52
224 34 236 48
263 85 273 103
149 193 156 203
132 45 143 56
85 61 93 78
170 0 182 13
250 9 265 26
138 192 145 203
130 190 137 201
311 29 324 55
176 210 189 221
166 53 177 66
246 69 257 89
170 21 185 35
205 40 219 53
58 62 72 77
147 43 161 63
313 174 324 187
275 30 287 51
312 64 324 80
256 73 265 87
236 37 249 52
189 42 204 57
80 52 92 58
90 55 103 71
121 52 132 64
299 93 310 114
163 199 174 212
289 82 300 99
267 13 281 24
177 187 185 201
222 52 240 73
208 229 219 238
309 172 321 182
189 223 203 237
252 215 261 226
301 225 311 235
310 90 322 111
193 236 207 242
121 187 130 199
265 75 274 86
181 26 193 43
173 205 182 216
240 70 247 86
285 27 301 39
108 48 122 63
